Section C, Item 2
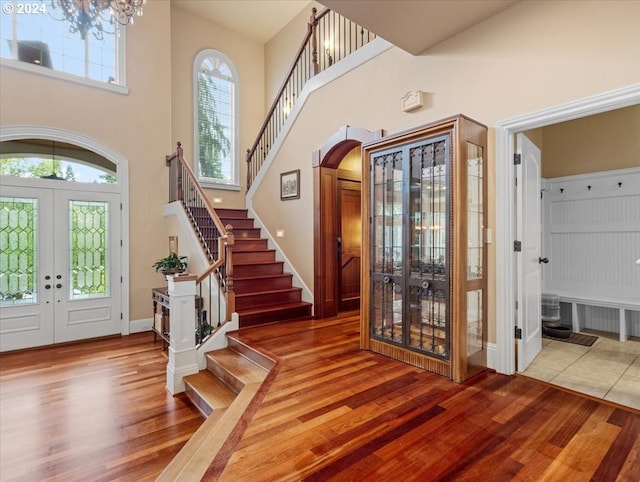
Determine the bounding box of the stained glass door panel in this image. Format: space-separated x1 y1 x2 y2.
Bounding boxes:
0 186 121 351
0 187 55 351
54 190 121 344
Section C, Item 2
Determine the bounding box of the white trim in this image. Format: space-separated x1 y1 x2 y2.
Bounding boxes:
486 342 497 370
0 125 131 335
193 49 240 189
495 83 640 375
130 317 153 333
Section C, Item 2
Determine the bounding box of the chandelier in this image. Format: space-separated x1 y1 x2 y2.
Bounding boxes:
50 0 146 40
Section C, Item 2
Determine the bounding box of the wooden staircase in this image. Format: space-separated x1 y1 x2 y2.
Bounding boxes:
187 206 312 327
158 333 275 480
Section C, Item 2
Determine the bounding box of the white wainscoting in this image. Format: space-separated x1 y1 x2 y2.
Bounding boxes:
542 167 640 339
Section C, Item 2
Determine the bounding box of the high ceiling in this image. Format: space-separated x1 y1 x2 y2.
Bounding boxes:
171 1 520 53
321 0 519 54
171 0 310 43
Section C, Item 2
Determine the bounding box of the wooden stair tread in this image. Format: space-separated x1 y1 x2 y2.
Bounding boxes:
183 371 237 410
234 260 283 266
206 349 268 387
236 287 301 297
236 300 312 315
234 273 292 281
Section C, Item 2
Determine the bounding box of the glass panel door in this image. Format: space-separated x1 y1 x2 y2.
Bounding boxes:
54 190 121 344
0 187 55 351
0 186 121 351
371 148 404 345
407 135 450 360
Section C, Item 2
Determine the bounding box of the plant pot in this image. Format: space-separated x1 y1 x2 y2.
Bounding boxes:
161 268 185 276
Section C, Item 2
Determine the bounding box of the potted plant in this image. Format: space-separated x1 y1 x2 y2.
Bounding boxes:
152 252 188 275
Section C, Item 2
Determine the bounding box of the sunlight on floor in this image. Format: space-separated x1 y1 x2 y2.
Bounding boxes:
522 330 640 410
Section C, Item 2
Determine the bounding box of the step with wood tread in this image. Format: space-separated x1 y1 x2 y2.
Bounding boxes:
206 348 268 394
183 370 237 418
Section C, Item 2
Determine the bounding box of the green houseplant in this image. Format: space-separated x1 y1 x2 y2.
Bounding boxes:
152 252 188 275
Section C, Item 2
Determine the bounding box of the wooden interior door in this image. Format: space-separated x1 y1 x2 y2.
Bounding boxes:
338 179 361 311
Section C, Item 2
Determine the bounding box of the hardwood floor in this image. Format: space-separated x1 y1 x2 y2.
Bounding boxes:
2 312 639 481
0 333 203 481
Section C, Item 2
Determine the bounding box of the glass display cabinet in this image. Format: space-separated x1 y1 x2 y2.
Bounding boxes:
361 115 488 383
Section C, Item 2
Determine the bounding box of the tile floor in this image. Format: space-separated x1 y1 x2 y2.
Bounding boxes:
521 330 640 410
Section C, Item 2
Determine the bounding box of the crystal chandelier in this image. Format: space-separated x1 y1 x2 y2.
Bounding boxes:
50 0 146 40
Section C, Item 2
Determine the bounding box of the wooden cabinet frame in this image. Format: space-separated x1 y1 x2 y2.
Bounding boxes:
360 115 488 382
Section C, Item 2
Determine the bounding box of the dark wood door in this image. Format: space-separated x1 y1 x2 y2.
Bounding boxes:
338 179 361 311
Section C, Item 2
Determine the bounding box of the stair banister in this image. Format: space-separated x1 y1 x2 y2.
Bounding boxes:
245 7 326 190
166 142 228 237
245 7 375 190
166 142 235 333
197 225 235 322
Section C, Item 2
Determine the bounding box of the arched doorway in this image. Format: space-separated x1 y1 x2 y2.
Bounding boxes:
0 126 129 351
313 126 381 318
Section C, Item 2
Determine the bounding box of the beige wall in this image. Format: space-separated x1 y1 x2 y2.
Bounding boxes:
541 105 640 178
0 2 172 322
252 0 640 343
170 6 266 208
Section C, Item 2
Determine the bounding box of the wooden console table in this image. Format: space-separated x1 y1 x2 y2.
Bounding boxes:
152 287 203 351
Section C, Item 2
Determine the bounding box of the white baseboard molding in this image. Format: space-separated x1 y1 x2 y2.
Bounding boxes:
487 342 497 371
130 317 153 333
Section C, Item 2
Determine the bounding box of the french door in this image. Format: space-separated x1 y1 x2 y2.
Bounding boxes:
0 185 121 351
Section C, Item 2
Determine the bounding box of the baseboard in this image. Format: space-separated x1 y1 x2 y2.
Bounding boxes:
130 317 153 333
487 342 497 370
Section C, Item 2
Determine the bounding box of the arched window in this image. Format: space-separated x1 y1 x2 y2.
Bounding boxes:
194 50 239 190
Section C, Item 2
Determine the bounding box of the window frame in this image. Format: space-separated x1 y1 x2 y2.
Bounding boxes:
0 2 128 94
193 49 240 191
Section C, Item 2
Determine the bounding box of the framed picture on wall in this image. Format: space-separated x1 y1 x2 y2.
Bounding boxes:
280 169 300 200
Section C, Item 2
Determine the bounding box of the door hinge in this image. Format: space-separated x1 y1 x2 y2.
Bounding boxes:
120 203 123 210
514 154 521 165
120 313 123 320
515 327 522 339
514 240 522 252
120 240 123 247
121 276 123 283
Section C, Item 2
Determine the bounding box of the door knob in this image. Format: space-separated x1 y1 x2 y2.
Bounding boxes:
538 257 549 264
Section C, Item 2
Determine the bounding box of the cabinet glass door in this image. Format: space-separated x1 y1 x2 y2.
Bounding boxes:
408 136 450 359
466 142 484 356
370 135 451 360
371 149 404 344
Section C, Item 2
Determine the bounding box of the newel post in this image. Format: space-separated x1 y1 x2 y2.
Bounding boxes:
166 273 199 395
225 225 236 321
310 7 319 76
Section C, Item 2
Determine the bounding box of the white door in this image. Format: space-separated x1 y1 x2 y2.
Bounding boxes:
0 185 121 351
515 133 542 371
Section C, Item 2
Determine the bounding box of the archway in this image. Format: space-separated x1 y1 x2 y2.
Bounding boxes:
313 126 381 318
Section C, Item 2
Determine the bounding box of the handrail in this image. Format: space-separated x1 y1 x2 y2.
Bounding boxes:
245 7 375 189
166 142 227 239
166 142 236 330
